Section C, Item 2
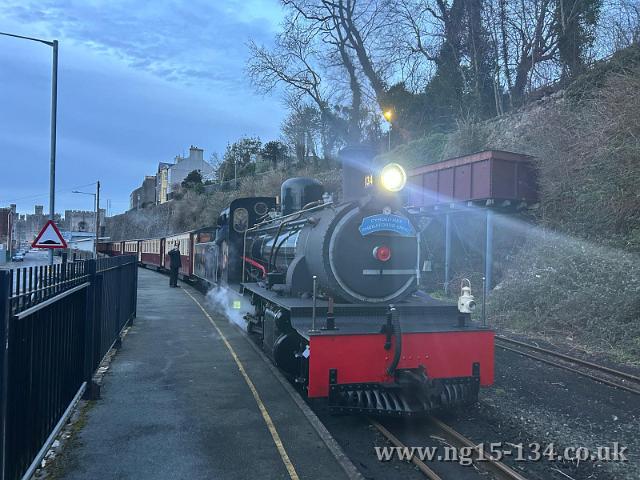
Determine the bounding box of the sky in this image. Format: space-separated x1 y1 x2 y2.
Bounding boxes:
0 0 286 215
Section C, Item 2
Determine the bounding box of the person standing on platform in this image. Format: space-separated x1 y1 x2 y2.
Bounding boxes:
168 241 181 287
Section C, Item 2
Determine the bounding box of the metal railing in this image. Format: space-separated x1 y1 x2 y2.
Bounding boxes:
8 261 89 314
93 256 138 368
0 255 138 480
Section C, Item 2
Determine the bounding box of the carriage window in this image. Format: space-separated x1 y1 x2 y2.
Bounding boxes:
233 208 249 233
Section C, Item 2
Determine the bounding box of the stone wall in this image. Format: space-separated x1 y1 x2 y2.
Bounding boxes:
105 201 174 241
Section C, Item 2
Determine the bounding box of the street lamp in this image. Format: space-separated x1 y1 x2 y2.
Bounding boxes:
72 181 101 258
383 110 393 151
0 31 59 265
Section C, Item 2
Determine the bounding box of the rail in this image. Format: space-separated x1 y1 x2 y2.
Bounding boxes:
370 417 529 480
495 336 640 396
0 255 138 480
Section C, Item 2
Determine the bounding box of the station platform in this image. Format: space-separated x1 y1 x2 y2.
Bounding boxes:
57 268 354 480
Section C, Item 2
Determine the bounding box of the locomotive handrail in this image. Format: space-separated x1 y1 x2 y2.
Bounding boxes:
268 213 305 273
241 256 267 279
248 201 333 233
247 218 309 234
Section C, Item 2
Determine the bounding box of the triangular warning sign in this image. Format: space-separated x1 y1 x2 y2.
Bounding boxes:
32 220 68 249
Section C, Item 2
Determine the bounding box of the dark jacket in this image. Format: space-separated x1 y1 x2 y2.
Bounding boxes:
168 248 181 269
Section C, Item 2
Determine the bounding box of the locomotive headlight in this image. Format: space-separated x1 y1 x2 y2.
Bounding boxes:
380 163 407 192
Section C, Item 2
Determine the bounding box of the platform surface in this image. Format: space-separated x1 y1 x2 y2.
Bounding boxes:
57 268 350 480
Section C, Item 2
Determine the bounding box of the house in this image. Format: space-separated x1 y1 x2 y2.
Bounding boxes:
166 146 215 198
156 163 172 204
128 145 216 208
130 176 157 210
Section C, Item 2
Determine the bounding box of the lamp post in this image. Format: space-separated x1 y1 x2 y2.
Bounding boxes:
383 110 393 151
0 32 58 265
234 157 237 189
72 182 100 258
5 211 11 261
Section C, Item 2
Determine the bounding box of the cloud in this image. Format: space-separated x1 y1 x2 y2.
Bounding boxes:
0 1 286 215
0 0 283 91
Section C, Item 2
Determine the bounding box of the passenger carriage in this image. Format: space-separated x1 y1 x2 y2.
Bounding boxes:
164 232 195 278
140 238 163 268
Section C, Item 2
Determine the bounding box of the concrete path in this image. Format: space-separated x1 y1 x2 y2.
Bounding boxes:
57 268 350 480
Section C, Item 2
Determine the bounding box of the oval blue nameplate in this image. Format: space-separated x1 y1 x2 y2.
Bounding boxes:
359 214 416 237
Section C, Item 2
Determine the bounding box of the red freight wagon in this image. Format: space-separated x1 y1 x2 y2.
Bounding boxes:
408 150 537 208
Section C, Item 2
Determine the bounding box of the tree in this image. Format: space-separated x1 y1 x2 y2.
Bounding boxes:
383 1 497 131
555 0 602 78
249 0 633 151
284 0 391 108
208 152 222 182
217 137 262 183
261 141 289 170
181 170 204 194
249 1 394 146
282 104 321 166
247 20 330 116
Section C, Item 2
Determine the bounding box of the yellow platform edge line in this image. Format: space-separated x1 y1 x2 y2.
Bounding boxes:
182 289 300 480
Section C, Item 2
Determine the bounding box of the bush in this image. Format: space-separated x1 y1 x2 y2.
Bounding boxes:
489 235 640 361
376 132 449 168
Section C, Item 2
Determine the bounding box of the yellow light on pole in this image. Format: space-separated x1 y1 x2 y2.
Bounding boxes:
383 110 393 151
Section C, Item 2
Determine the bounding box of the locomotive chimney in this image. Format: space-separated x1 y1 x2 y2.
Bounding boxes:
339 145 376 202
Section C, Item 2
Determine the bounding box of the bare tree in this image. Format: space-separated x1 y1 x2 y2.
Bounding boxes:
285 0 390 108
497 0 559 100
595 0 640 53
286 0 365 142
385 0 441 91
247 17 331 115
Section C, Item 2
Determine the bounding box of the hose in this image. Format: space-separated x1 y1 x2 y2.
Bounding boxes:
386 306 402 376
302 200 323 210
268 213 303 272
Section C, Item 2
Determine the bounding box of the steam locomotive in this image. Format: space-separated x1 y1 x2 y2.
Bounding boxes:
102 147 494 416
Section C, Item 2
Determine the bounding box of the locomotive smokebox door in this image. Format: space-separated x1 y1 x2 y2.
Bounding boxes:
302 202 419 304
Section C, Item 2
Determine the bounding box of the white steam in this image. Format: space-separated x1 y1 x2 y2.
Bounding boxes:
206 286 248 330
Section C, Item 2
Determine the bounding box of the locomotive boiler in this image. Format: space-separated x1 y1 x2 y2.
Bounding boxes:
245 176 419 304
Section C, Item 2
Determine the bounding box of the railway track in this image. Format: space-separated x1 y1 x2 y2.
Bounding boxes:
370 417 529 480
495 336 640 395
